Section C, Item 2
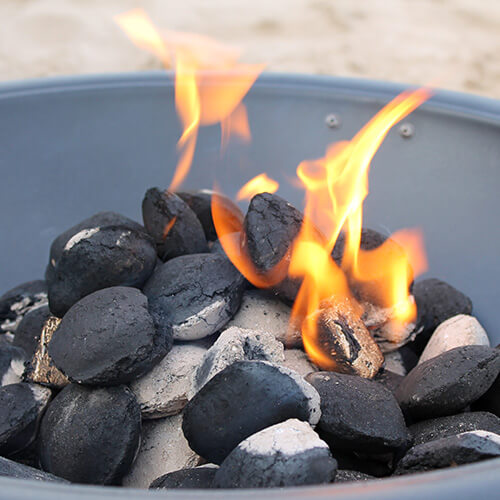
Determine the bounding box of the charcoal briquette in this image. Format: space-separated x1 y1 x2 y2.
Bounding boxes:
0 455 68 483
150 465 218 489
13 305 51 358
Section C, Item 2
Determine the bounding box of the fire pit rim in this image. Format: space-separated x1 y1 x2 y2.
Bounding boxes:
0 71 499 499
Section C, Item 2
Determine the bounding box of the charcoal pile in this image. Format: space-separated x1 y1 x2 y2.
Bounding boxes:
0 188 499 490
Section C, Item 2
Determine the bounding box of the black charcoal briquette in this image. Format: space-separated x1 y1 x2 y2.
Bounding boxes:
13 305 51 357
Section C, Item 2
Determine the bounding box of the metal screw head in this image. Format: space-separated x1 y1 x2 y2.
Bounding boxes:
399 123 415 138
325 113 341 128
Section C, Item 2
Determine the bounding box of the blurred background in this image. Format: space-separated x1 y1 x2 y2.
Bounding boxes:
0 0 499 98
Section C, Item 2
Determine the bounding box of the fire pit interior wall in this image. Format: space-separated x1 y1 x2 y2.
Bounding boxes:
0 72 499 498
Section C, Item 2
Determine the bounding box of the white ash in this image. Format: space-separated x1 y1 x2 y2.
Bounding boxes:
225 289 301 348
29 384 52 405
384 351 407 376
131 342 207 419
282 349 318 378
122 413 203 489
1 293 48 334
191 327 285 394
1 357 25 386
115 230 132 247
419 314 490 365
63 227 100 252
172 298 229 341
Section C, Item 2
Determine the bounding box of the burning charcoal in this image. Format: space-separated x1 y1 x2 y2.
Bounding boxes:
192 326 285 394
213 419 336 488
334 470 375 483
283 349 318 378
150 465 218 489
409 412 500 446
46 211 147 282
123 414 203 489
144 253 245 341
473 374 500 417
182 360 321 464
306 372 409 455
0 280 47 335
178 190 243 242
0 342 26 387
225 289 301 348
331 228 388 265
13 305 51 358
210 232 240 257
395 345 500 421
307 297 384 379
243 192 303 302
0 383 51 456
47 225 157 316
374 369 404 395
142 188 208 261
49 287 170 386
23 316 68 389
130 342 208 419
39 384 141 485
409 278 473 354
0 456 68 483
418 314 490 364
394 431 500 475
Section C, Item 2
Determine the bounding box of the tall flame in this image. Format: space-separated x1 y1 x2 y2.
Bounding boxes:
236 173 279 201
115 9 264 191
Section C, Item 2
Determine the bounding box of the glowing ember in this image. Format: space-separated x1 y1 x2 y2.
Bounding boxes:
236 173 279 201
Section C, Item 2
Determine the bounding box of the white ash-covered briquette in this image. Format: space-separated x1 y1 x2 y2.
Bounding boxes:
39 384 141 485
418 314 490 364
0 382 51 456
408 278 473 355
212 419 337 488
47 225 157 316
177 190 243 243
143 253 246 341
306 296 384 379
191 326 285 394
122 413 203 489
394 431 500 475
395 345 500 421
150 465 218 490
305 372 409 456
0 342 26 387
23 316 68 389
182 360 321 464
131 342 208 419
0 280 48 335
409 412 500 446
0 456 68 483
45 211 148 282
12 305 51 358
243 192 304 303
142 187 208 261
49 287 171 386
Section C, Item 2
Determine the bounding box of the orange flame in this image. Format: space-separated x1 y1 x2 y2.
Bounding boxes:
236 173 279 201
115 8 264 191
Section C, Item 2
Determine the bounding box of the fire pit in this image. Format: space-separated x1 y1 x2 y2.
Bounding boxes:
0 71 499 499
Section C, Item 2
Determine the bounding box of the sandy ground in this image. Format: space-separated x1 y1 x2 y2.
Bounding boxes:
0 0 499 98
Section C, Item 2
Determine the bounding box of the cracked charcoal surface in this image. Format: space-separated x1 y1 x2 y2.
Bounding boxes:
394 431 500 475
306 372 409 455
46 211 147 281
0 383 51 456
13 305 51 358
39 384 141 485
150 466 218 489
142 188 208 261
49 287 171 386
395 345 500 421
47 225 157 317
212 419 336 488
243 193 303 302
408 279 473 355
0 280 47 334
182 360 321 464
409 412 500 446
144 253 245 341
0 456 68 482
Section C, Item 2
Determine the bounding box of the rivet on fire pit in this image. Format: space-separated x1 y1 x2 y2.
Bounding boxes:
399 123 415 138
325 113 341 128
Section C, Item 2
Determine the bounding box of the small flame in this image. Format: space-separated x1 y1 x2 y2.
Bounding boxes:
236 173 279 201
115 8 264 191
162 216 177 240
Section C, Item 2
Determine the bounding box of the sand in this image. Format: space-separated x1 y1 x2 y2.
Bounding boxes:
0 0 499 98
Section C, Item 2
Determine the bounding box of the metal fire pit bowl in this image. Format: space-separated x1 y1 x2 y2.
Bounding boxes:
0 72 499 499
